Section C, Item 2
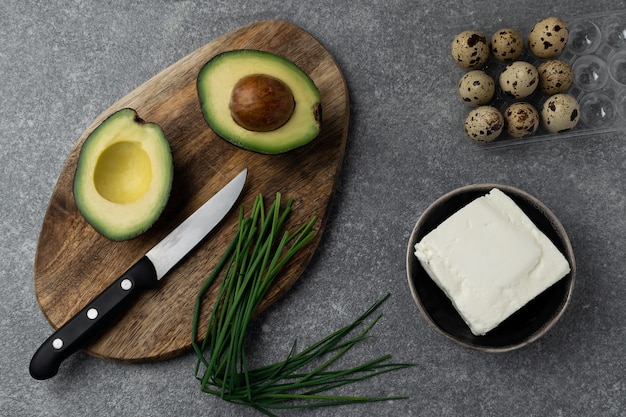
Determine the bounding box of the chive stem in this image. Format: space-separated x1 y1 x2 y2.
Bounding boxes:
192 194 412 415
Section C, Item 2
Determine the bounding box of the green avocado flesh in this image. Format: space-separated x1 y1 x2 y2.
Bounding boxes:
73 108 173 241
197 49 321 154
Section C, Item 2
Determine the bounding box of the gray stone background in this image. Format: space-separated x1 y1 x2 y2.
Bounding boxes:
2 1 625 416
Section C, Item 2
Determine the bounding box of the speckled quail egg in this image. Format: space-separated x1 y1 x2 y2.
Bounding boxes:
499 61 539 99
528 17 569 58
491 28 524 62
451 30 490 69
458 70 496 106
464 106 504 142
537 59 573 95
541 93 580 133
504 102 540 138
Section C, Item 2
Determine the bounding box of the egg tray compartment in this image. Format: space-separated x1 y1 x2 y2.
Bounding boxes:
452 10 626 148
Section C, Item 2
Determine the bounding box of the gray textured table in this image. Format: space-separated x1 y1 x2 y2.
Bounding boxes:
2 1 625 416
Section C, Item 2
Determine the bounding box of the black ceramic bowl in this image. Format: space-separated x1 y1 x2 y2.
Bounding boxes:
406 184 576 352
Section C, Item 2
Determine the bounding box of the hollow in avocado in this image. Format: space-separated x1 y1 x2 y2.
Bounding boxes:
73 108 173 241
197 50 321 154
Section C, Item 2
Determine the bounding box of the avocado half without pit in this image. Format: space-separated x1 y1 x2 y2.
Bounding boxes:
73 108 173 241
197 49 321 154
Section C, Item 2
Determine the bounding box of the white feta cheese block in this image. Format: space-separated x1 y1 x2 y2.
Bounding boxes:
414 188 570 336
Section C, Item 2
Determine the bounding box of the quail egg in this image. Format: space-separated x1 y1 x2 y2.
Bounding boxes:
464 106 504 142
491 28 524 62
451 30 490 69
499 61 539 99
458 70 496 106
537 59 573 95
504 102 540 138
528 17 569 58
541 93 580 133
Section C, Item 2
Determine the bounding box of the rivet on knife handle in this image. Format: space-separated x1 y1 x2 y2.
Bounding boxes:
29 257 157 380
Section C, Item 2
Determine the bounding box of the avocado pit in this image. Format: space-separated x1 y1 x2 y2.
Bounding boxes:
230 74 295 132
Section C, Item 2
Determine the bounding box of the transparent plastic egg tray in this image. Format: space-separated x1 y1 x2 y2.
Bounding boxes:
452 10 626 148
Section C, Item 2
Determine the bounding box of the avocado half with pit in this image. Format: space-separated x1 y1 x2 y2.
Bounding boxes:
73 108 173 241
197 49 321 154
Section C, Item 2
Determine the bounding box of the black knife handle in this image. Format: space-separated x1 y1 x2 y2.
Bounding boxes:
29 256 158 380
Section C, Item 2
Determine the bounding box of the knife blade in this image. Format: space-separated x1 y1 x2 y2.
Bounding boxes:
30 168 247 380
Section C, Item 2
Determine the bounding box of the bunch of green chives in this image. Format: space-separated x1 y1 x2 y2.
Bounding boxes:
191 193 412 416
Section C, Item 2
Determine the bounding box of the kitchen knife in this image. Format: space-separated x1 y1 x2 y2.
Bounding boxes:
30 168 247 380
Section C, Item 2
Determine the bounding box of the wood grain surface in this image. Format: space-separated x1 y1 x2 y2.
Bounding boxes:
33 20 349 362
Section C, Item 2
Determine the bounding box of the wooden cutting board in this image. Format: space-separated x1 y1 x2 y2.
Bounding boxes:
33 20 349 362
